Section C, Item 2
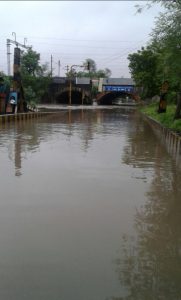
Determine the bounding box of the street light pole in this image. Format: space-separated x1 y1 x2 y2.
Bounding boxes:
69 64 84 106
69 75 72 106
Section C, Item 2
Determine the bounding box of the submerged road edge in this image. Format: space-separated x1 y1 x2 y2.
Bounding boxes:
142 113 181 168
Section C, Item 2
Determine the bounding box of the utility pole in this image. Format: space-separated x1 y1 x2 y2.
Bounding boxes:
69 64 84 106
7 39 11 76
58 60 61 77
51 55 53 77
6 33 31 113
64 65 69 75
6 33 31 76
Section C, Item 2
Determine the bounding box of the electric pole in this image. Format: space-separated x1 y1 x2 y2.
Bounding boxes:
64 65 69 75
51 55 53 77
6 33 31 113
6 33 31 76
58 60 61 77
69 64 84 106
7 39 11 76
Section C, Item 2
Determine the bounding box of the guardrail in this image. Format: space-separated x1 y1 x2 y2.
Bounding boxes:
0 111 56 126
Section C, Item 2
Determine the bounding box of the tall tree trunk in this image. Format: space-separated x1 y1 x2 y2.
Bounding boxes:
174 91 181 119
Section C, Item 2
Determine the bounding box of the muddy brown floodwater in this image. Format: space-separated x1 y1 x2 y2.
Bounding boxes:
0 106 181 300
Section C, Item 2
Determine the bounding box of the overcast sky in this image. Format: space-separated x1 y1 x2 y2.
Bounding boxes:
0 1 163 78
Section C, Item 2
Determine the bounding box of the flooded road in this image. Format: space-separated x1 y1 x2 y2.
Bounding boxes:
0 107 181 300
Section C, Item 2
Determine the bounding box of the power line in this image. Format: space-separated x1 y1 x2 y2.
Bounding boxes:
8 35 145 44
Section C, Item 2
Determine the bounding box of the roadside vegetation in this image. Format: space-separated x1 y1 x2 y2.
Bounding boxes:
1 52 108 108
20 48 52 108
127 0 181 131
0 49 52 109
140 103 181 132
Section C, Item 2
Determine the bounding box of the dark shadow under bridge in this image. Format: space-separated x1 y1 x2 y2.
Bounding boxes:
96 91 139 105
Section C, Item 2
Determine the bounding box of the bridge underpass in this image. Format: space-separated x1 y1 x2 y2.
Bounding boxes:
56 90 83 105
43 77 138 106
96 91 137 105
46 77 92 105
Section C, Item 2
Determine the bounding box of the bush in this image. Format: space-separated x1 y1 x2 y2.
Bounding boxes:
24 86 37 104
167 91 177 104
140 103 181 132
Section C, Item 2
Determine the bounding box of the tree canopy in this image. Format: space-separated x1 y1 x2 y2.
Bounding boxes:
128 47 160 98
68 58 112 79
21 48 51 105
128 0 181 118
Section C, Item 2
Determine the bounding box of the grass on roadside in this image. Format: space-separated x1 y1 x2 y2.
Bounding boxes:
140 103 181 132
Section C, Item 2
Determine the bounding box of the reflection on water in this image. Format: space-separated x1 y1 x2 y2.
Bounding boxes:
0 107 181 300
112 113 181 300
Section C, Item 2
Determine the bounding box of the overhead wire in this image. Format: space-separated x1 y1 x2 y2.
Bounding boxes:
0 34 146 76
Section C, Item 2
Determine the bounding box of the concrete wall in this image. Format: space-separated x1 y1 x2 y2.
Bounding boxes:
144 115 181 169
0 112 56 127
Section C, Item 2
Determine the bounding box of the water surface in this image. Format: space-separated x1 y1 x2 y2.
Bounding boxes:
0 107 181 300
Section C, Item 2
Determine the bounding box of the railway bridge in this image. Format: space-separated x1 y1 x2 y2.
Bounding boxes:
96 77 139 105
44 76 138 105
47 77 92 105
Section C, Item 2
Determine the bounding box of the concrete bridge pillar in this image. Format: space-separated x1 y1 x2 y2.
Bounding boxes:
82 90 85 105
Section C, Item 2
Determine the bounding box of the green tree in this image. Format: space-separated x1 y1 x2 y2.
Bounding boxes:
21 48 41 76
0 71 11 88
96 68 112 78
128 46 160 99
21 49 51 106
83 58 97 73
135 0 181 118
76 58 111 79
65 66 77 78
150 0 181 118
